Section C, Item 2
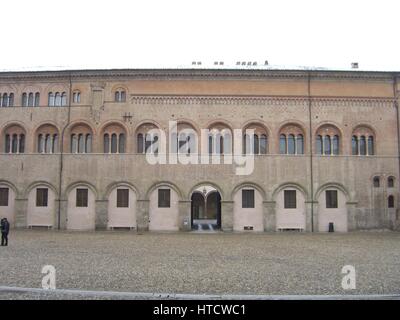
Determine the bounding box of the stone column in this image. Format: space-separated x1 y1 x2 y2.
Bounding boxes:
14 198 28 228
346 201 358 231
136 199 149 232
95 199 108 230
263 200 276 232
305 200 318 232
57 199 68 230
221 200 234 231
178 200 191 231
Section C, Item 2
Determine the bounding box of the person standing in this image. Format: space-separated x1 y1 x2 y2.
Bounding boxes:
1 218 10 246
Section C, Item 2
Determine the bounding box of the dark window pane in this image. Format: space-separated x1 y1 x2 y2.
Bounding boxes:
316 135 323 155
0 188 9 206
36 188 48 207
284 190 296 209
119 134 125 153
158 189 171 208
368 136 374 155
324 135 331 155
5 134 10 153
279 134 286 154
260 134 267 154
242 189 255 208
326 190 338 208
288 134 295 154
360 136 366 155
19 134 25 153
332 135 339 155
352 136 358 155
111 134 117 153
388 177 394 188
76 188 88 207
137 133 144 153
388 195 394 208
103 134 109 153
117 189 129 208
296 134 304 154
373 176 380 188
253 134 259 154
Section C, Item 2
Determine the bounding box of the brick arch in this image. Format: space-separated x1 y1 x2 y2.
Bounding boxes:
145 181 183 201
64 120 96 153
1 122 28 153
33 122 61 153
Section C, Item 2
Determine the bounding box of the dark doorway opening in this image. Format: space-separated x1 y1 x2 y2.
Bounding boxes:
191 190 221 231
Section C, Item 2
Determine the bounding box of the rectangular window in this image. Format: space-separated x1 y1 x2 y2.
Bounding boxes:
326 190 338 208
76 188 88 207
0 188 9 206
158 189 170 208
36 188 48 207
284 190 296 209
117 189 129 208
242 189 255 208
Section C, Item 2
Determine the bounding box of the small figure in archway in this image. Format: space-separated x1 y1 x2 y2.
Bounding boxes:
1 218 10 246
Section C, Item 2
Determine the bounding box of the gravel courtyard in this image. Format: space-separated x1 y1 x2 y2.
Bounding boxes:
0 230 399 299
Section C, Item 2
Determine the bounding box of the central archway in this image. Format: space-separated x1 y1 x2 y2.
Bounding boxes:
191 186 221 231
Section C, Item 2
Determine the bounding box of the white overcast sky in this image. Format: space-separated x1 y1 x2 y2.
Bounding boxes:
1 0 399 71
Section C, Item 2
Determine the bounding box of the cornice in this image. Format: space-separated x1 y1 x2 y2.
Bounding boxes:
130 95 395 107
0 68 398 82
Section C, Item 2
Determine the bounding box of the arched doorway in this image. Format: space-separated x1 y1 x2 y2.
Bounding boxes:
191 187 221 231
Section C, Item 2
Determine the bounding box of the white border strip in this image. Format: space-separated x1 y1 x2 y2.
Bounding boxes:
0 286 399 300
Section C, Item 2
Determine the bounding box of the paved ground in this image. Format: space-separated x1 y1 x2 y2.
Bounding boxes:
0 230 399 299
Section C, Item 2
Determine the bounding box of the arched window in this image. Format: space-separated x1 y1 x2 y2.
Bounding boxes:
260 134 267 154
373 176 380 188
28 93 34 106
388 195 394 208
45 134 51 153
279 134 286 154
137 133 144 153
111 134 117 153
114 89 126 102
324 136 331 155
352 126 375 156
280 124 304 155
78 134 84 153
297 134 304 154
38 134 44 153
388 177 395 188
2 94 8 107
208 124 232 155
55 92 61 106
34 92 40 106
4 126 25 153
316 125 340 156
103 134 110 153
52 134 58 153
119 134 125 153
73 91 81 103
360 136 366 155
8 93 14 107
5 134 10 152
48 92 54 106
316 135 323 155
332 135 339 155
61 92 67 106
22 93 27 107
368 136 374 155
19 134 25 153
253 134 259 154
85 134 92 153
71 134 77 153
288 134 295 154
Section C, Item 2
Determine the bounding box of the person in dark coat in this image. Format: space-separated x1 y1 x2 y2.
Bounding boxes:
1 218 10 246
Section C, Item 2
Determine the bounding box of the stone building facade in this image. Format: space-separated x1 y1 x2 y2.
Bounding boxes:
0 68 399 232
